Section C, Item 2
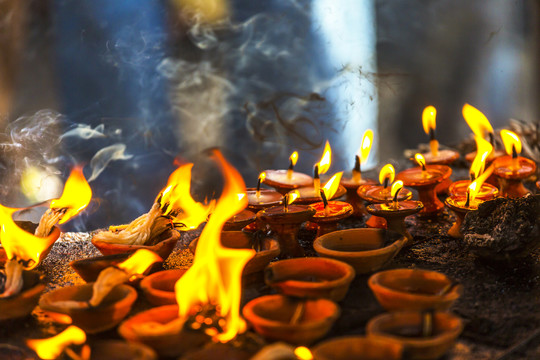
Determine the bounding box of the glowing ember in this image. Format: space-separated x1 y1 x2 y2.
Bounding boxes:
379 164 395 189
27 325 87 360
422 105 438 157
174 150 255 342
470 136 492 180
462 103 494 139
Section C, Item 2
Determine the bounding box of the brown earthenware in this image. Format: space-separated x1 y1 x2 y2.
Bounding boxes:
313 335 403 360
264 257 355 301
367 311 463 360
313 228 406 274
340 177 377 217
242 294 340 345
263 170 313 195
493 155 537 198
39 283 137 333
139 269 187 306
90 340 157 360
0 270 45 321
223 209 256 231
188 231 280 276
91 228 180 260
368 269 461 312
118 305 209 358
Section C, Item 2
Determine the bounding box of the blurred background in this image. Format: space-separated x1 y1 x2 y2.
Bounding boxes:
0 0 537 229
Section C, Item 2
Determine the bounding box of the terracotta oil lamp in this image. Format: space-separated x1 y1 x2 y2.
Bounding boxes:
396 153 451 217
367 311 463 360
0 270 45 322
340 129 377 217
313 228 406 274
244 175 282 232
264 257 355 302
309 172 353 237
257 190 315 258
223 208 256 231
358 164 413 228
313 336 403 360
263 151 313 195
418 106 460 194
242 294 340 345
140 269 187 306
366 181 423 245
368 268 462 312
493 129 536 198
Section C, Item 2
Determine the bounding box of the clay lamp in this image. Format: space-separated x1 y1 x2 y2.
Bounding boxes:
368 268 462 312
396 153 451 217
223 200 256 231
264 257 355 302
263 151 313 195
418 106 460 194
92 162 214 260
493 129 536 198
242 294 340 345
140 269 187 306
247 172 283 211
366 181 423 245
257 190 315 258
188 231 280 277
462 104 506 186
314 228 406 275
445 168 496 238
358 164 413 228
340 129 377 217
39 249 161 333
309 172 353 237
366 311 463 360
313 336 403 360
121 150 258 357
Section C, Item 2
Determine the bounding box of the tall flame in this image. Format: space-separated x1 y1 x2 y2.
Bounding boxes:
117 249 162 276
49 166 92 224
357 130 374 164
322 172 343 200
0 204 60 269
379 164 395 185
159 163 215 229
174 150 255 342
289 151 299 167
470 136 493 180
316 141 332 175
500 130 522 156
462 104 494 138
422 106 437 134
27 326 86 360
467 165 494 206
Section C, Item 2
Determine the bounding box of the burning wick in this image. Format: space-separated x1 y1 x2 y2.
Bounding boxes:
287 151 298 180
314 141 332 194
500 129 522 172
379 164 395 197
414 153 427 177
319 189 330 216
256 172 266 199
283 190 300 213
313 164 320 194
353 129 374 183
352 155 361 183
391 181 403 210
422 106 439 157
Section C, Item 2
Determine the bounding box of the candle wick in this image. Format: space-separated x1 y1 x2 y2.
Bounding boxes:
383 178 389 189
489 132 495 148
320 189 328 208
288 160 294 171
421 163 427 172
511 144 518 159
429 128 436 141
314 165 319 179
354 155 361 173
464 190 471 208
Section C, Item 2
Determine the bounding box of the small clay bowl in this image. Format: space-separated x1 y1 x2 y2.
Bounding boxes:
263 170 313 195
118 305 209 358
313 335 403 360
242 294 340 345
264 257 355 301
189 231 280 276
70 252 162 283
366 311 463 360
90 340 157 360
0 270 44 322
140 269 187 306
91 228 180 260
313 229 406 274
223 209 257 231
39 283 137 333
294 184 347 205
368 269 462 312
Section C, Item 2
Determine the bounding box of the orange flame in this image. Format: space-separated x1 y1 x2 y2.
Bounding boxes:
294 346 314 360
174 150 254 342
50 166 92 224
0 205 60 269
316 141 332 175
379 164 395 185
422 106 437 134
470 136 493 180
259 172 266 183
159 163 215 229
467 165 494 206
500 129 522 156
462 104 494 138
391 180 404 199
287 190 300 205
27 326 86 360
117 249 162 276
322 172 343 200
289 151 299 167
414 153 426 169
357 130 374 164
